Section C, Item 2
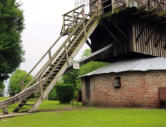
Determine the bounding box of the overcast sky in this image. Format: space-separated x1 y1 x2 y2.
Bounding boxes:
17 0 89 73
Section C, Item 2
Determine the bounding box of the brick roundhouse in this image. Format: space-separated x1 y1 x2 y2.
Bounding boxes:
81 57 166 108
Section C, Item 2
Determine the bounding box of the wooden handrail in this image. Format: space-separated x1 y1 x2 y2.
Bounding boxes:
19 36 62 86
61 4 90 36
62 4 84 16
21 14 88 90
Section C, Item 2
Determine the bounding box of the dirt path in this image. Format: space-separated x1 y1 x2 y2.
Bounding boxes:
0 113 31 119
0 106 93 119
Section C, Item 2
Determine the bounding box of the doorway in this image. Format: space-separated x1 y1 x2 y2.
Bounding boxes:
85 77 91 105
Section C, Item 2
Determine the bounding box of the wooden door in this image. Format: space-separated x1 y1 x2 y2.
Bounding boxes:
85 77 91 105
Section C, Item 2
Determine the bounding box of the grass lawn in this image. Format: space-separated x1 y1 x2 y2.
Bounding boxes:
0 97 166 127
0 97 82 114
0 108 166 127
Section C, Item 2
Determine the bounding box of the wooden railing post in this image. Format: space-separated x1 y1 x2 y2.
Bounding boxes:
39 75 43 100
62 15 65 34
48 50 52 66
65 44 69 65
82 8 87 40
2 107 8 114
98 0 102 16
72 10 75 29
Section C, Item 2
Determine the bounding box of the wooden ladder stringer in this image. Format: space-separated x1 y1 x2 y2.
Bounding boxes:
12 51 68 113
29 13 99 112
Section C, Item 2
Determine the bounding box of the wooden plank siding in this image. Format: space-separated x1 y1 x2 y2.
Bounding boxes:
132 23 166 57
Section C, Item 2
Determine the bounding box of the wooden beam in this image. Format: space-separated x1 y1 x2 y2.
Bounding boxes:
145 23 159 45
163 34 166 49
136 20 149 42
102 23 121 44
126 0 129 7
112 0 115 13
112 21 128 40
155 34 163 47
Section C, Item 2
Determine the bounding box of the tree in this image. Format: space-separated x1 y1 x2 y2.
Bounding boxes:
81 48 91 58
61 49 91 89
0 0 24 83
0 82 5 97
62 70 79 88
49 49 109 101
9 69 32 96
79 49 108 75
61 49 108 90
79 61 108 76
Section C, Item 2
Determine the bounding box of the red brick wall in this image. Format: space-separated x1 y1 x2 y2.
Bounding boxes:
82 71 166 108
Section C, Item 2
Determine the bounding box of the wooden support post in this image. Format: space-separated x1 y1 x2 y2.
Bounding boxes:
2 107 9 114
132 23 136 51
65 44 69 66
98 0 102 16
112 0 115 13
13 100 27 113
48 50 52 66
39 75 43 100
126 0 129 7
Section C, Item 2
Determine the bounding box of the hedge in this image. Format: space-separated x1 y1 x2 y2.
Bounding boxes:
55 84 74 103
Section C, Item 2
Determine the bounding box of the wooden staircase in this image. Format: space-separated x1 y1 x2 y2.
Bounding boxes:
0 5 99 114
1 0 165 115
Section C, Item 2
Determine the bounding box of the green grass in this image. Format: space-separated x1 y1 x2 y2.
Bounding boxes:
0 97 82 114
1 97 166 127
0 97 7 101
0 108 166 127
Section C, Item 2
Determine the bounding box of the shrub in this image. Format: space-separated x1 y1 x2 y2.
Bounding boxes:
55 84 74 103
48 87 58 100
0 82 5 97
9 69 33 96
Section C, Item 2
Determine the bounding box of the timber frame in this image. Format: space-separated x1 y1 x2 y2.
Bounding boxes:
89 0 166 61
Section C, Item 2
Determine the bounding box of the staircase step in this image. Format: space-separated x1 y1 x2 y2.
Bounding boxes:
56 65 62 68
23 104 34 106
53 69 59 72
61 59 67 62
28 99 36 101
49 76 55 80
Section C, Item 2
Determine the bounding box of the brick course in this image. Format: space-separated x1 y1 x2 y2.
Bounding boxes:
82 71 166 108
